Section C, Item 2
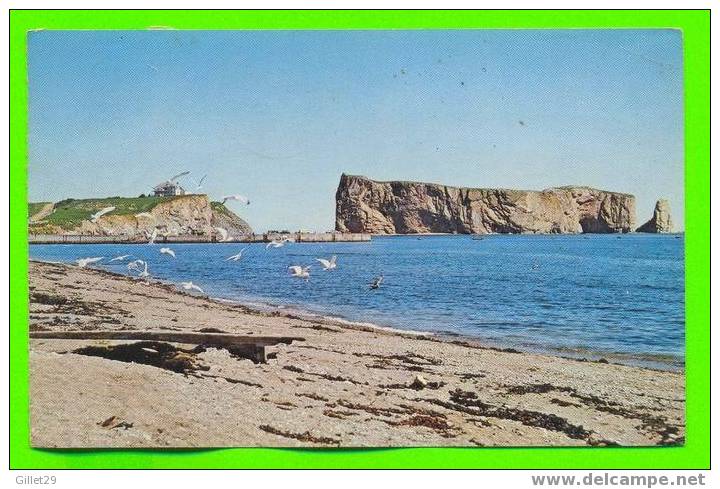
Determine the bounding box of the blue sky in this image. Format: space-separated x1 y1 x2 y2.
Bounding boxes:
28 29 684 231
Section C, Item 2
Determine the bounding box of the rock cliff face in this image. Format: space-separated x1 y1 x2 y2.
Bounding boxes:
91 195 214 237
335 174 636 234
31 195 252 238
210 202 254 237
637 199 673 233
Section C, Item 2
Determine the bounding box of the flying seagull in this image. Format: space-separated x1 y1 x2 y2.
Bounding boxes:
135 212 155 220
288 265 311 279
316 255 337 271
146 228 158 245
170 171 190 182
90 206 115 223
127 259 149 278
179 281 204 294
222 194 250 205
76 257 103 268
195 174 207 191
266 237 292 249
109 254 131 262
214 227 230 242
226 248 248 262
369 275 384 289
159 247 176 258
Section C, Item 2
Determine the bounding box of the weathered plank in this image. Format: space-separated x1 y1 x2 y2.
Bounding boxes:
29 331 303 347
29 331 305 364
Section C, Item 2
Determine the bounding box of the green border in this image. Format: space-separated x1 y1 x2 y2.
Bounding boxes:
10 10 709 469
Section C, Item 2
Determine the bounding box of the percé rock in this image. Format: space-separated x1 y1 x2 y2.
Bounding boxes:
637 199 673 233
335 174 636 235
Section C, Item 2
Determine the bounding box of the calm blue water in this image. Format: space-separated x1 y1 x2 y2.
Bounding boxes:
29 234 685 370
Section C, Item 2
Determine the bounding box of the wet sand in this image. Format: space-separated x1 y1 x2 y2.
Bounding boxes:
28 260 685 448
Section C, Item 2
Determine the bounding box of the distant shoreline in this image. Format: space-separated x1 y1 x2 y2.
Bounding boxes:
28 231 685 245
28 232 372 245
371 232 685 237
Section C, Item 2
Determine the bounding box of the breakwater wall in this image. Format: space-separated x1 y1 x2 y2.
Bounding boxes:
29 232 372 245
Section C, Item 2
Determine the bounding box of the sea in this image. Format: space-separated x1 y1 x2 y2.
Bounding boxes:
29 234 685 371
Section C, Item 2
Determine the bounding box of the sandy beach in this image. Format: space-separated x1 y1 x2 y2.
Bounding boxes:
28 260 685 448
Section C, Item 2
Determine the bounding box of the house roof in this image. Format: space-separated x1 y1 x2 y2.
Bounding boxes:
153 181 182 191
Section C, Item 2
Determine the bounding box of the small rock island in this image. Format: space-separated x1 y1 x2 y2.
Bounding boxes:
637 199 674 233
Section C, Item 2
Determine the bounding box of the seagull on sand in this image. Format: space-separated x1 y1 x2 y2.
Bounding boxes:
180 281 204 294
226 248 248 261
369 275 384 289
222 194 250 205
109 254 131 262
288 265 311 279
159 247 176 258
76 257 103 268
266 237 293 249
90 206 115 223
316 255 337 271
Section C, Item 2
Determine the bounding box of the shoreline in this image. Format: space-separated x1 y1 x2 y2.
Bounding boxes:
209 293 684 372
28 258 685 372
28 260 685 448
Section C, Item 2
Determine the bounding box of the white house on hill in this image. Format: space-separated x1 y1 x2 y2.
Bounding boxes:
153 181 186 197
